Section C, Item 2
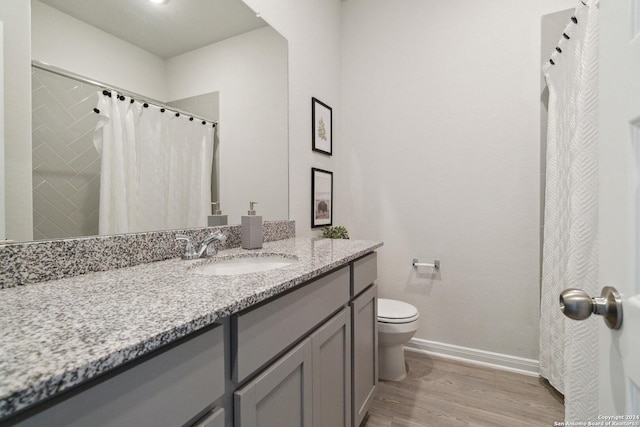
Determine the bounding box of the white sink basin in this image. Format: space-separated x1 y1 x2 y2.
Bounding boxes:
191 255 297 276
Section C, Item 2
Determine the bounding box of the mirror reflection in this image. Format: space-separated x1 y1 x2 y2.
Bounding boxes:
3 0 289 242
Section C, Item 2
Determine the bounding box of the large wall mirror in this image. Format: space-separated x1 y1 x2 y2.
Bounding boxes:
1 0 289 243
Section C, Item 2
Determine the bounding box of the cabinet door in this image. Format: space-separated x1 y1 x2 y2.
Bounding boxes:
234 339 312 427
311 307 351 427
351 284 378 427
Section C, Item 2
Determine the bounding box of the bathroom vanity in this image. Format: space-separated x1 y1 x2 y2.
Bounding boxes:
0 238 381 427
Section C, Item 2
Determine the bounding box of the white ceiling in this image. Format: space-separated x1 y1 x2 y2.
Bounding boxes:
37 0 269 59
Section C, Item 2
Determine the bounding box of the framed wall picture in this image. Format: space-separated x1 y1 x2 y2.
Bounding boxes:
312 97 332 155
311 168 333 228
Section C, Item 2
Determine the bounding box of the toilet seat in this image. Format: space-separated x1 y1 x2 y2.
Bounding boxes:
378 298 419 324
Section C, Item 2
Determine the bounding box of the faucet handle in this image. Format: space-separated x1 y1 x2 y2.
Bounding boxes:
214 230 227 245
176 234 197 260
175 234 192 246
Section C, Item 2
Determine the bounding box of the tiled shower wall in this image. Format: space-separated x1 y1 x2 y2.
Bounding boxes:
31 68 101 240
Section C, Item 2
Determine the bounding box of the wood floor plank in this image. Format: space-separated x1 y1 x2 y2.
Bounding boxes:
364 351 564 427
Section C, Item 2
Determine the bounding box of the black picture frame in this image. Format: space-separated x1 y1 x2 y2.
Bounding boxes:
311 168 333 228
312 97 332 155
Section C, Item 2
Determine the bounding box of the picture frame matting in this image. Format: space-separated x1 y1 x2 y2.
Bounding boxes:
311 168 333 228
312 97 332 155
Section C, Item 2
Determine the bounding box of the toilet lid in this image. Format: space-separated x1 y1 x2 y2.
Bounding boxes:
378 298 419 323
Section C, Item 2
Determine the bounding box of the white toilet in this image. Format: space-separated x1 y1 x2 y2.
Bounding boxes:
377 298 420 381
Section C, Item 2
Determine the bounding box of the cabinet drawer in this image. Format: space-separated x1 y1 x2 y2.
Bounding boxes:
351 252 377 297
233 266 350 383
14 325 225 427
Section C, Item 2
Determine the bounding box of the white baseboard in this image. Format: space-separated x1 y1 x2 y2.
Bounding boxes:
405 338 540 377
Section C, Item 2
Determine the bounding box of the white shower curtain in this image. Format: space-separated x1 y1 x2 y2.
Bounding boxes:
93 92 214 235
539 0 599 421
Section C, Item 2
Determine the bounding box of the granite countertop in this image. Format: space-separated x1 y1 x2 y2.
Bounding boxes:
0 237 382 420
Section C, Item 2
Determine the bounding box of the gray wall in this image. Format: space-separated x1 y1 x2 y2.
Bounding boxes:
340 0 577 364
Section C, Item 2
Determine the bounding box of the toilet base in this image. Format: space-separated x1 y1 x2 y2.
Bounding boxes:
378 344 408 381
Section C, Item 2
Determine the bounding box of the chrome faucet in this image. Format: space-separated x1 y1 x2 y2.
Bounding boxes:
176 231 227 260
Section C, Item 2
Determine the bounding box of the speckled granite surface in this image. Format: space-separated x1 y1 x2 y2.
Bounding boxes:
0 220 295 289
0 237 382 420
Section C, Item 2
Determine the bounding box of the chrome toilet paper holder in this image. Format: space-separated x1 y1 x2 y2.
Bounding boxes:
412 258 440 270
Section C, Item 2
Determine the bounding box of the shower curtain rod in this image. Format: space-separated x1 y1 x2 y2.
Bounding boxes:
32 60 218 126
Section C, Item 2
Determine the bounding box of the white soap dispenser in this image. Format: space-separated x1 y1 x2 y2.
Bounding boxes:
207 202 228 226
241 201 263 249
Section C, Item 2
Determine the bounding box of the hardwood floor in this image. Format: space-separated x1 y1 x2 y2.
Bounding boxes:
363 350 564 427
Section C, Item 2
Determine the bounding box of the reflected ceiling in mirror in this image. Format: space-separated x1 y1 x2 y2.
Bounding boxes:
37 0 268 58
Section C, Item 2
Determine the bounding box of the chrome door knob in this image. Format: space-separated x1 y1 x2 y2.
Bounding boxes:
559 286 623 330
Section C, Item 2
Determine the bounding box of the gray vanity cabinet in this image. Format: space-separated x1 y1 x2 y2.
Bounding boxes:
234 307 352 427
4 251 378 427
233 254 378 427
351 253 379 427
10 325 226 427
232 267 350 384
232 267 353 427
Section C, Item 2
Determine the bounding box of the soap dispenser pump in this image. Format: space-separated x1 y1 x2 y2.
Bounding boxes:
208 202 228 226
241 201 263 249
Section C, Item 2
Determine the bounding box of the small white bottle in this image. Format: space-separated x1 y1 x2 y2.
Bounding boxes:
241 201 263 249
208 202 228 226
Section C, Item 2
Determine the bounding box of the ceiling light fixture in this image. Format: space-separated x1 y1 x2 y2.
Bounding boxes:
148 0 169 4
